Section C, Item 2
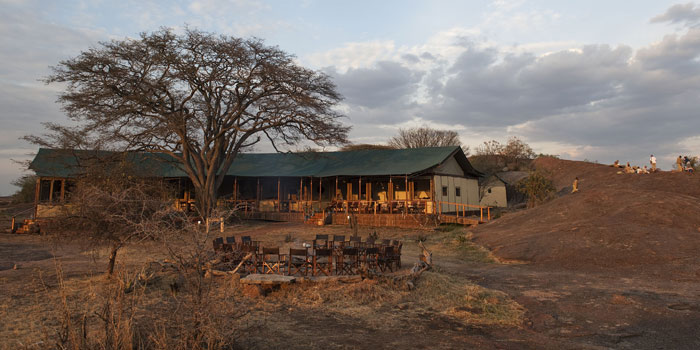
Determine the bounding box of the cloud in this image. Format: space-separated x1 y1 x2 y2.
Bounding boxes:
315 25 700 171
650 2 700 26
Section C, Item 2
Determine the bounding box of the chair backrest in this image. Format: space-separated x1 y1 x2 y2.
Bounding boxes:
342 247 358 256
349 236 361 242
262 247 279 255
289 248 308 257
241 236 252 243
225 236 236 244
315 234 329 241
213 237 224 247
383 246 394 255
315 248 332 257
332 235 345 242
381 239 391 246
365 247 379 255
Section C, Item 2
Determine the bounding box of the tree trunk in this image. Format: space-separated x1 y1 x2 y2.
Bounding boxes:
107 244 119 277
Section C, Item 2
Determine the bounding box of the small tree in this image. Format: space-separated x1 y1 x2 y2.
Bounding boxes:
11 175 37 203
388 126 468 155
38 28 349 220
517 170 555 208
47 155 176 276
474 137 534 172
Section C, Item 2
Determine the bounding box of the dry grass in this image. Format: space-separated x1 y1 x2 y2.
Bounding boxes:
1 221 524 349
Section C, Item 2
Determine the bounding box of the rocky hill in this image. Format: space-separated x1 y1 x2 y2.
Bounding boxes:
472 157 700 280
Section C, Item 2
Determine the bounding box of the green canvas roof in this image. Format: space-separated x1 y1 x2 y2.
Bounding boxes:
29 146 481 178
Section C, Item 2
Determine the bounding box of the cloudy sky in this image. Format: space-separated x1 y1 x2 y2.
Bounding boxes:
1 0 699 195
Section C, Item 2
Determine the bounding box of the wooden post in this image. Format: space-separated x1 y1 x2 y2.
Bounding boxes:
480 207 483 222
233 177 237 202
299 177 303 204
33 177 40 219
487 207 491 221
358 177 362 209
48 179 54 203
335 176 339 200
60 179 65 202
404 174 408 215
388 177 393 214
11 216 15 232
277 177 281 212
319 177 322 205
220 217 224 233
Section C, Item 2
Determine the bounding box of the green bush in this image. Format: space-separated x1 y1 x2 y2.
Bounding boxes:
517 170 555 207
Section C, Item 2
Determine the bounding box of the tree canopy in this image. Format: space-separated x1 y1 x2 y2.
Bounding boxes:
387 126 468 154
39 28 349 217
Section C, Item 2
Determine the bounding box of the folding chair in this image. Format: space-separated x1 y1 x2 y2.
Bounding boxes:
212 237 224 252
313 234 329 249
261 247 284 275
288 248 312 276
331 235 346 248
313 248 333 276
337 247 359 275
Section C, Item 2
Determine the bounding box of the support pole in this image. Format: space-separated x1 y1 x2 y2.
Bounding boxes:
48 179 54 203
33 177 40 219
277 177 281 212
60 179 65 202
389 177 393 214
405 174 408 215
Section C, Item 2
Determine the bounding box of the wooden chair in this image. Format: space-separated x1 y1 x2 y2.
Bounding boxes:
224 236 237 251
332 235 346 248
288 248 312 276
261 247 284 275
363 247 380 272
378 246 395 272
213 237 224 252
313 248 333 276
240 244 260 274
348 236 361 248
337 247 359 275
391 241 403 269
313 234 329 249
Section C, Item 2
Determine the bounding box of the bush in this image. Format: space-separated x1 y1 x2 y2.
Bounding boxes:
11 174 36 203
517 170 555 207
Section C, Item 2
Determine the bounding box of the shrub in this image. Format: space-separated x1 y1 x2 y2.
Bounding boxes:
517 170 555 207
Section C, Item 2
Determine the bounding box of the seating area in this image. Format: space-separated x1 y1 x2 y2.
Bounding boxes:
212 234 402 276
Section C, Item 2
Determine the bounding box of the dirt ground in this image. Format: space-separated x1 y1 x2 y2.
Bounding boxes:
1 158 700 349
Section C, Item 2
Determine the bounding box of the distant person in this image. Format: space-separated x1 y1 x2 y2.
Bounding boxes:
649 154 656 171
677 156 683 172
624 162 635 174
613 160 620 168
572 177 579 193
643 165 650 174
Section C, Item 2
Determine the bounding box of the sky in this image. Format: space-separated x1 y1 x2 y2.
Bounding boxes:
1 0 700 195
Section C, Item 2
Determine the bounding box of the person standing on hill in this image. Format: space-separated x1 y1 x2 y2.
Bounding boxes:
650 154 656 172
677 156 683 172
572 177 579 193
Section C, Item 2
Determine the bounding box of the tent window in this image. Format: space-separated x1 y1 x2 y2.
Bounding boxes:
441 186 448 196
487 188 492 193
455 187 461 197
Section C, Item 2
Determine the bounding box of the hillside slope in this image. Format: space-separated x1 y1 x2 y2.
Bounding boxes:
472 157 700 279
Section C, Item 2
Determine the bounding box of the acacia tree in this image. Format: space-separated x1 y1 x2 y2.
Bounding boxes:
43 28 349 218
388 126 468 155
